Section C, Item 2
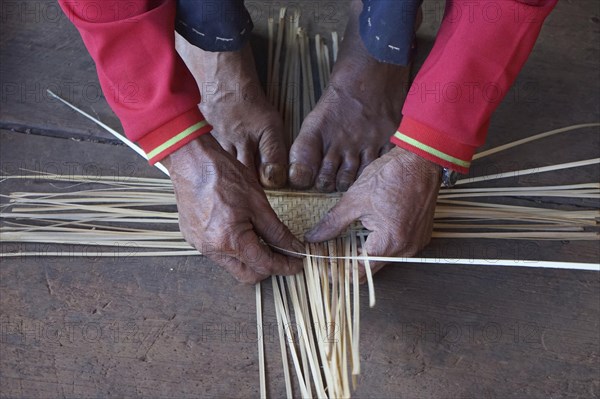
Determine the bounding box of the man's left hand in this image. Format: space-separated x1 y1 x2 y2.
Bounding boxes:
305 147 441 282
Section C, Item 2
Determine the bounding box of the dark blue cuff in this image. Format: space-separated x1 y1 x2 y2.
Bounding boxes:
175 0 253 52
360 0 422 66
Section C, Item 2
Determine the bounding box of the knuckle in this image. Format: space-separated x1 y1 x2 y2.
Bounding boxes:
319 159 339 175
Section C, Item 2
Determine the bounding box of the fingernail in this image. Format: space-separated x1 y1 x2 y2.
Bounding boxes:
260 163 287 188
304 228 319 243
289 163 314 189
316 180 336 193
337 180 351 192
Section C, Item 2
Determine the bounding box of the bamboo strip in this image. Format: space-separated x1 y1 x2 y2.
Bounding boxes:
298 28 311 121
322 44 331 84
46 90 170 177
432 231 599 240
267 17 275 100
285 274 312 398
350 234 360 377
272 276 294 399
271 8 287 106
358 233 376 308
273 278 311 399
440 183 600 194
304 246 336 395
304 33 316 109
288 272 327 397
438 190 599 200
331 32 339 63
3 249 597 272
338 251 350 397
293 27 302 139
473 123 600 160
456 158 600 186
315 34 325 92
256 283 267 399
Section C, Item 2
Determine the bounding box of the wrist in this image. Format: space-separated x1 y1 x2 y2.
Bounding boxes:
162 134 219 171
390 146 442 179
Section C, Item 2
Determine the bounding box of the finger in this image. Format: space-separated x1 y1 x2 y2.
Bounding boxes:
236 141 257 176
315 152 342 193
237 227 304 276
289 122 323 189
336 154 360 192
305 193 361 243
209 254 267 284
258 127 288 189
252 204 305 255
358 148 379 177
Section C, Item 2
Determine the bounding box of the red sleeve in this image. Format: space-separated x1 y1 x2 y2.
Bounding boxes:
392 0 557 174
58 0 212 164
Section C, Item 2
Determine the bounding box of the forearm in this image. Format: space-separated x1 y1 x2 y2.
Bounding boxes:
58 0 212 163
394 0 558 173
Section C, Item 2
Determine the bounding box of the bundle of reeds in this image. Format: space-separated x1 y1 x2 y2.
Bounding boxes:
266 8 336 145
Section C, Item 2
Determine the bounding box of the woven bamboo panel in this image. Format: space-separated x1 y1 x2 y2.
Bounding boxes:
266 190 346 238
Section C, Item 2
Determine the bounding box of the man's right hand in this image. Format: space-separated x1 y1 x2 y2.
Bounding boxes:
162 134 304 284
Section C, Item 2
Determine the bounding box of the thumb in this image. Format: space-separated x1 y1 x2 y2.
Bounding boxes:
252 201 306 256
305 194 360 242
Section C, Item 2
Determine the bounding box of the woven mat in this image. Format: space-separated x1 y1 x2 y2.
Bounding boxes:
266 190 346 238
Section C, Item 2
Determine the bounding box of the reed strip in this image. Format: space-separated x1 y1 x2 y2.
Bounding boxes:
358 233 376 308
474 123 600 160
456 158 600 186
332 32 339 63
267 17 275 100
272 276 294 398
46 90 170 177
256 283 267 399
271 8 287 106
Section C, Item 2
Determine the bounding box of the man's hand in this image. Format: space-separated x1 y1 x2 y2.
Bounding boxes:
162 134 304 284
305 147 441 282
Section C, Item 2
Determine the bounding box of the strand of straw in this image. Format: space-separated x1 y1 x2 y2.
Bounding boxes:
4 248 595 272
271 8 287 106
275 276 311 398
332 32 339 63
256 284 267 399
267 17 275 101
473 123 600 160
46 90 170 177
272 276 294 398
456 158 600 186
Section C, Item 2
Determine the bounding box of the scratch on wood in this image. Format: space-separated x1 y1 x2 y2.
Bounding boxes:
44 266 54 295
141 315 177 361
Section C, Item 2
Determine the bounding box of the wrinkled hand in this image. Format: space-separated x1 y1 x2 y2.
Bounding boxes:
162 134 304 284
305 147 441 282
